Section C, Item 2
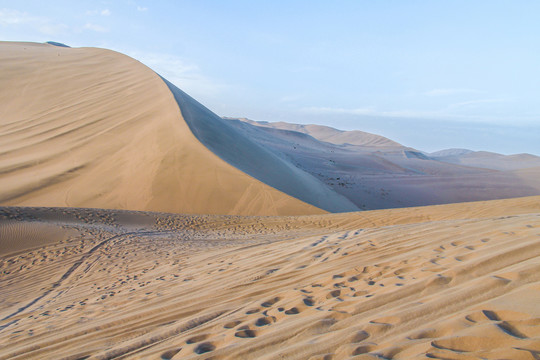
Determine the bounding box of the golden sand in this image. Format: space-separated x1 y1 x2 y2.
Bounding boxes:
1 196 539 359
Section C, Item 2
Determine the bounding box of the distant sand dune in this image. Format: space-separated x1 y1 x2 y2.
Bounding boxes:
0 196 539 359
225 118 540 210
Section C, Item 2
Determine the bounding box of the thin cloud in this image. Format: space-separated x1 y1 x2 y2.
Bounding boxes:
137 6 148 12
101 9 111 16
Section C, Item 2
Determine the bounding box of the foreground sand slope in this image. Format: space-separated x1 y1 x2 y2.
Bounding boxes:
1 196 539 359
0 42 324 216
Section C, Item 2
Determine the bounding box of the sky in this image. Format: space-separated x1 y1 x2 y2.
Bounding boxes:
1 0 539 155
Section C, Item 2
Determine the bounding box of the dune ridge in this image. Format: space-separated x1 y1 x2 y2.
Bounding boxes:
232 118 402 147
0 196 539 359
0 41 326 216
161 79 358 213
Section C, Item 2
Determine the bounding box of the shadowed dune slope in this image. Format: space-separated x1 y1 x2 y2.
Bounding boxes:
162 80 358 213
224 118 540 210
1 196 539 359
0 42 326 216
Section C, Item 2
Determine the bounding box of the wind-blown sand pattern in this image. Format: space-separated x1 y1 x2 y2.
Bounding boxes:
0 42 328 216
1 196 539 359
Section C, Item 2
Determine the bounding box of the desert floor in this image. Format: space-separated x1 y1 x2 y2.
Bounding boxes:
1 196 539 359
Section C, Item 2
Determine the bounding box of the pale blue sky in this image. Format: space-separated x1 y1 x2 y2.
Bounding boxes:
1 1 539 154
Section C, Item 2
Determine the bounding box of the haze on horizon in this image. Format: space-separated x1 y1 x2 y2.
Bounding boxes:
1 0 539 155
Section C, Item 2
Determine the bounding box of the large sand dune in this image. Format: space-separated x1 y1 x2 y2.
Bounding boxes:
2 41 538 215
0 42 336 216
1 196 539 359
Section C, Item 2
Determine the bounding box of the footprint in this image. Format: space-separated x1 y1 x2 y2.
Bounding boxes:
350 330 370 343
427 275 452 286
352 344 377 355
255 316 275 326
235 329 257 338
193 342 215 354
261 297 281 307
285 307 300 315
303 298 315 306
326 290 341 299
482 310 500 321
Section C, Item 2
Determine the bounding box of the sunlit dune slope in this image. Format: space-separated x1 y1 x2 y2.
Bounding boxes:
0 42 326 216
0 196 539 359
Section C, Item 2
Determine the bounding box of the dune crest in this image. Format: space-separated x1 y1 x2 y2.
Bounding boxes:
0 42 326 216
162 80 358 213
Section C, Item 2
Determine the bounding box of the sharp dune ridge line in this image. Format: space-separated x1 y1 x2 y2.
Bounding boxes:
0 41 325 216
0 196 539 359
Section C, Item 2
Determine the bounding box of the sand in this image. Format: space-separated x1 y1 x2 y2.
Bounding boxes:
1 41 540 359
1 196 539 359
0 42 325 216
4 41 538 217
226 118 540 210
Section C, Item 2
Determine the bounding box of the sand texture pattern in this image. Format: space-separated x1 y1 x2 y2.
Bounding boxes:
1 196 539 359
0 42 325 216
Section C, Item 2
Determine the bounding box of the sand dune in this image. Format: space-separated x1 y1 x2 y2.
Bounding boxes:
226 118 540 210
1 196 539 359
2 41 538 215
162 81 357 213
0 42 329 216
431 150 540 171
230 118 402 147
1 42 539 359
